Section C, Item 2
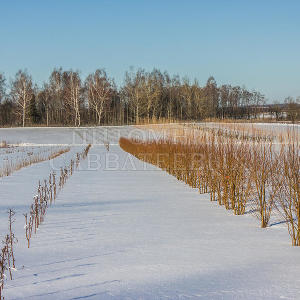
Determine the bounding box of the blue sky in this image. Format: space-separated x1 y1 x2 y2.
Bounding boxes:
0 0 299 101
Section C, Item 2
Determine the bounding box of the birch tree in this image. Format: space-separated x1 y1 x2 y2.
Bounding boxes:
49 68 64 124
85 69 114 125
0 73 5 103
10 70 33 127
122 69 149 124
62 70 82 126
39 83 52 126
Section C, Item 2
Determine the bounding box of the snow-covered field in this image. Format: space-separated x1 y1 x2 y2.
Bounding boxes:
0 126 300 300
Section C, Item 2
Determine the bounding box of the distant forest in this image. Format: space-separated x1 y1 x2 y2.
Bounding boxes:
0 68 299 127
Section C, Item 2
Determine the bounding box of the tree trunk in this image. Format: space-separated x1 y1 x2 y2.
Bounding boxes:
46 108 49 126
136 104 139 124
23 102 26 127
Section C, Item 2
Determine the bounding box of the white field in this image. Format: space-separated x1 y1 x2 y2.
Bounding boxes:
0 125 300 300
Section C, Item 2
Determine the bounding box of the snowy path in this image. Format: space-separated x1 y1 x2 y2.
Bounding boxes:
4 144 300 300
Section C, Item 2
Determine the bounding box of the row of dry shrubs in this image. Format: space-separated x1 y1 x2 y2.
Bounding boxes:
24 144 91 248
0 144 91 299
0 210 17 300
119 134 300 246
0 147 71 178
140 122 298 146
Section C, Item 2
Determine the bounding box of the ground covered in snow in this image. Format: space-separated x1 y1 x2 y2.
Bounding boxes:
0 126 300 300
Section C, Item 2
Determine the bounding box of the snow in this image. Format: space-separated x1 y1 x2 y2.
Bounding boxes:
0 126 300 299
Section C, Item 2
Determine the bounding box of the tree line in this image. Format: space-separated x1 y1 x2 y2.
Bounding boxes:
0 68 299 127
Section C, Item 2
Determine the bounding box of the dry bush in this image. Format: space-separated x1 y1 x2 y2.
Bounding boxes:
0 210 17 299
251 144 277 227
276 139 300 246
0 141 8 148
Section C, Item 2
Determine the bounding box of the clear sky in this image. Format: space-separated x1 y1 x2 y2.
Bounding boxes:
0 0 299 102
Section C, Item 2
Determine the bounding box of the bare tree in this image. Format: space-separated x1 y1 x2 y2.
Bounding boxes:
49 68 64 124
38 83 52 126
0 73 5 103
62 70 82 126
10 70 33 127
285 96 300 123
181 77 194 119
252 91 265 119
204 76 219 118
270 101 283 121
122 69 147 124
149 69 164 121
85 69 114 125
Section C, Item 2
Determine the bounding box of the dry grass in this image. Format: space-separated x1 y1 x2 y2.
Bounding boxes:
138 122 299 145
203 117 300 124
